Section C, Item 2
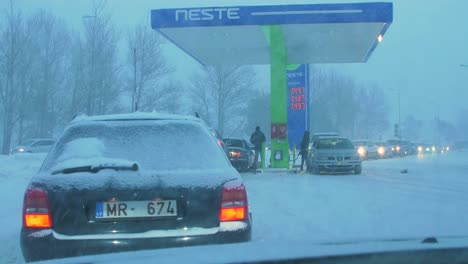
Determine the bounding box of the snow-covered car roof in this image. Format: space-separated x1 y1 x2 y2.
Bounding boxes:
312 132 339 136
25 138 55 141
72 112 199 123
317 136 349 141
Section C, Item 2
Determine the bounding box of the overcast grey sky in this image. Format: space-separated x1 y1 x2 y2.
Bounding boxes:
2 0 468 124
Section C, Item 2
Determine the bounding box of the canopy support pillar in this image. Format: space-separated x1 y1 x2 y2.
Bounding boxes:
269 25 290 169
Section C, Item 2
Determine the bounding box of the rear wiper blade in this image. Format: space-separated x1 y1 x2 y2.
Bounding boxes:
52 163 139 175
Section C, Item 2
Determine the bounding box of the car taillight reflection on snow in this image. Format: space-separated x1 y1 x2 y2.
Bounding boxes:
220 179 248 222
23 187 52 228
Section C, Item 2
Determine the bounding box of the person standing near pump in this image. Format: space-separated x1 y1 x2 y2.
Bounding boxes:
250 126 266 172
300 131 310 171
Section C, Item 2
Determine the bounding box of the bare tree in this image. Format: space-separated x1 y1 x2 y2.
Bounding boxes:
27 10 69 137
355 85 390 139
127 23 171 112
82 0 120 115
309 68 360 137
136 80 182 113
67 34 86 119
243 90 270 138
308 67 390 140
0 1 28 153
189 72 213 126
402 115 423 141
190 65 255 136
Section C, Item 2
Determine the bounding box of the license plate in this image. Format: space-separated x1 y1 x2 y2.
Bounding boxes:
96 200 177 219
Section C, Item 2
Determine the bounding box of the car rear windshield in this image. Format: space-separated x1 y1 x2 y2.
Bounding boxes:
224 139 243 148
40 120 230 172
317 138 354 150
22 139 35 146
35 140 54 146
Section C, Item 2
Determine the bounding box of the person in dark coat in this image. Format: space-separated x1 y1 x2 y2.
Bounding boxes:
300 131 310 171
250 126 266 170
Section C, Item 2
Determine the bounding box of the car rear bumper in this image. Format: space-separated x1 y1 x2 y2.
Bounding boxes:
229 159 250 168
21 220 251 262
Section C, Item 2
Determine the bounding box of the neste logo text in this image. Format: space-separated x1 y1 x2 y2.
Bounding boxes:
175 8 240 22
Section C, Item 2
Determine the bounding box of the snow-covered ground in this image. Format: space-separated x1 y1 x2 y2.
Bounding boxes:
1 151 467 263
246 151 468 244
0 153 47 264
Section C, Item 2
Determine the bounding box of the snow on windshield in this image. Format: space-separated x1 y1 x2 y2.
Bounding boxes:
41 120 230 173
317 138 354 150
58 138 105 161
51 137 139 173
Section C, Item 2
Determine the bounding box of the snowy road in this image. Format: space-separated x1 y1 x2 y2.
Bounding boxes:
1 152 468 263
246 152 468 244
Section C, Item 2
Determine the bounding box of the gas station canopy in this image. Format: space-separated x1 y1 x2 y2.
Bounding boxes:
151 2 393 169
151 2 393 65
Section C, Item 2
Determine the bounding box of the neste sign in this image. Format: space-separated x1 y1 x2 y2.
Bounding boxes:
175 8 240 22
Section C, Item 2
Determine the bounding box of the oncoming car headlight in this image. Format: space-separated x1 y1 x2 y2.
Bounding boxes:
357 147 366 157
377 147 385 156
418 146 423 153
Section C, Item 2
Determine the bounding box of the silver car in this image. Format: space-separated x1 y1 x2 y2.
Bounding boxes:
10 139 55 154
307 137 361 174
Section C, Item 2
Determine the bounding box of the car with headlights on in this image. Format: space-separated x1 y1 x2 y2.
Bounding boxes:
400 140 414 155
352 140 378 160
420 142 444 154
375 141 393 158
20 113 252 262
223 138 255 172
307 137 361 174
416 143 434 154
10 138 55 154
386 139 404 156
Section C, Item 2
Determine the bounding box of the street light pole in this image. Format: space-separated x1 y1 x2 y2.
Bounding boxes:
82 15 97 115
389 88 401 139
398 88 401 140
133 48 138 112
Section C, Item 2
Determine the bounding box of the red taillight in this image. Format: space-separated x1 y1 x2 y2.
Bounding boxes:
220 180 248 222
217 140 223 148
230 151 241 158
23 187 52 228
